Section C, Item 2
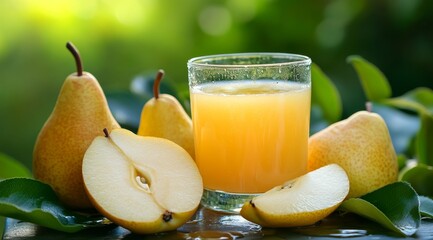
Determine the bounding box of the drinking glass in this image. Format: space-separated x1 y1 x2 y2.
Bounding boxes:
188 53 311 213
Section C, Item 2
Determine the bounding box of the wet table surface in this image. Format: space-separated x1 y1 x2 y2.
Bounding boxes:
3 206 433 239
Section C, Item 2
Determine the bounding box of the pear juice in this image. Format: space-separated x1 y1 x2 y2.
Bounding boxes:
190 80 310 193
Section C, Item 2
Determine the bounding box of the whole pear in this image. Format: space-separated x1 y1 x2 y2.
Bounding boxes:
33 42 120 209
137 70 194 158
308 111 398 198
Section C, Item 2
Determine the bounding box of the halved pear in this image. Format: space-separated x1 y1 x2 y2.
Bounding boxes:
82 128 203 234
240 164 349 228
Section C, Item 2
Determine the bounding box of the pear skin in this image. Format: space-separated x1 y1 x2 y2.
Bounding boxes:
33 42 120 209
308 111 398 198
137 70 195 159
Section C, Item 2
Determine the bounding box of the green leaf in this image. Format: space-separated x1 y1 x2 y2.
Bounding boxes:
383 87 433 115
416 113 433 165
397 154 408 171
347 55 392 101
419 196 433 218
310 105 331 135
0 153 31 180
339 182 420 236
0 178 109 233
0 217 4 237
0 153 32 238
399 163 433 198
382 88 433 165
107 90 147 133
311 63 342 123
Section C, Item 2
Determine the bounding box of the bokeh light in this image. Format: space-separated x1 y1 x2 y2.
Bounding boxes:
0 0 432 168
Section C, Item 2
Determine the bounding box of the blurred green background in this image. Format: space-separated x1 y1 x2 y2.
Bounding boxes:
1 0 432 170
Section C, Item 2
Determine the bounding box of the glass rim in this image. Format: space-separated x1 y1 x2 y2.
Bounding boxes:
187 52 311 68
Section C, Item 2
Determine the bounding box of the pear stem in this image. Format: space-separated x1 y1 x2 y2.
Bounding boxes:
153 70 165 99
162 211 173 222
66 42 83 76
366 102 372 112
103 128 110 138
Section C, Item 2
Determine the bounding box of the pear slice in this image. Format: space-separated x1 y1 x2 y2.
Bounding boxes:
82 128 203 234
240 164 349 228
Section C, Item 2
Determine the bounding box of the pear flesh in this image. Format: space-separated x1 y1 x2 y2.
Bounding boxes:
240 164 349 227
308 111 398 198
82 128 203 234
33 72 120 209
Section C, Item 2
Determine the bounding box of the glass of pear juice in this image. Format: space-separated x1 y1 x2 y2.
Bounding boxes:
187 53 312 213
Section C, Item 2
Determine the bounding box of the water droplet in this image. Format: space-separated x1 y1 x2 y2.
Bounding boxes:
186 219 202 224
294 227 368 238
329 229 368 238
183 230 245 239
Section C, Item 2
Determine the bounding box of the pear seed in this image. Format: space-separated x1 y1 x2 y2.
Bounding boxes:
281 181 295 190
135 176 151 193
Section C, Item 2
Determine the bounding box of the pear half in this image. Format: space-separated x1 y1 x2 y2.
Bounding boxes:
82 128 203 234
240 164 349 228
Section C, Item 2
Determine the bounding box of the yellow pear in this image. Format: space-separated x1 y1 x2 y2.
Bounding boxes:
308 111 398 198
137 70 194 158
33 42 120 209
240 164 349 227
82 128 203 234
